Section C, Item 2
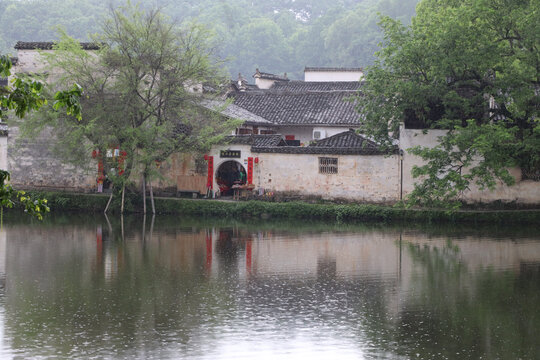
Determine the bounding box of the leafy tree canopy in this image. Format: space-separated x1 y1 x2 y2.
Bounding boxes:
18 4 239 213
357 0 540 208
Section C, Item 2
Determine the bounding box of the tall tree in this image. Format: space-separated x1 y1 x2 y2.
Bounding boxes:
21 4 237 213
357 0 540 208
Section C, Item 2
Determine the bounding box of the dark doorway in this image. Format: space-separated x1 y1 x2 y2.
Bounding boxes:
216 160 247 196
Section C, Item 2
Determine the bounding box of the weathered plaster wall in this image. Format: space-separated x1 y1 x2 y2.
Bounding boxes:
8 125 96 192
209 144 400 202
399 125 540 204
256 152 400 202
154 153 207 195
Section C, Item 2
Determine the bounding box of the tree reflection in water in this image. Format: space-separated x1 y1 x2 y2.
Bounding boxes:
0 214 537 359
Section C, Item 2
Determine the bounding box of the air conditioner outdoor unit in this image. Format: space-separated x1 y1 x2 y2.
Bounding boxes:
313 130 326 140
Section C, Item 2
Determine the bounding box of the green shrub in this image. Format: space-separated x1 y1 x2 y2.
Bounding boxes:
12 191 540 225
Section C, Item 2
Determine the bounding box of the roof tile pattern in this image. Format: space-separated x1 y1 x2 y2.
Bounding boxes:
201 99 272 125
15 41 101 50
231 91 360 126
252 146 393 155
223 132 395 155
270 81 361 92
310 129 379 149
226 134 285 147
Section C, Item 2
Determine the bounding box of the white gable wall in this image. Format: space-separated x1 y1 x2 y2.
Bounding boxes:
304 70 363 82
273 126 355 144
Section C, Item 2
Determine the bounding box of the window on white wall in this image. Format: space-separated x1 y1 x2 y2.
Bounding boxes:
319 157 338 174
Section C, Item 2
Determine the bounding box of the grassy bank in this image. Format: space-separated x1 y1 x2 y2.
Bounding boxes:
18 191 540 225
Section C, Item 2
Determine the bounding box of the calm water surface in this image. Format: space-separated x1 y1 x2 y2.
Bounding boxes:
0 214 538 359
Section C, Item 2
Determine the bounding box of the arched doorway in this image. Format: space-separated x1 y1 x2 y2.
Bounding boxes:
216 160 247 196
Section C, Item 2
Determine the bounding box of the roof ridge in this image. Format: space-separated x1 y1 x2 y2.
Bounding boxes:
15 41 101 50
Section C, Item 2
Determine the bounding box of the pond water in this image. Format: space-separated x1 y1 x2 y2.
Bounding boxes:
0 213 538 359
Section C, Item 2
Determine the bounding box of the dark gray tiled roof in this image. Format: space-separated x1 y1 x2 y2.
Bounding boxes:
222 132 394 155
304 67 363 72
226 134 285 147
250 130 393 155
15 41 101 50
252 146 394 155
231 91 360 126
310 129 379 150
201 99 272 125
270 81 361 92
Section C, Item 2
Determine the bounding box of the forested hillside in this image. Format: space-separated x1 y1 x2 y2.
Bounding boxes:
0 0 419 79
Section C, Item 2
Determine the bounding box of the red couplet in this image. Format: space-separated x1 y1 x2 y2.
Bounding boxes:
206 156 214 189
247 157 254 184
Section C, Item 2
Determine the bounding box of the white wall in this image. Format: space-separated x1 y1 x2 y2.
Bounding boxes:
256 152 400 202
209 144 401 202
399 125 540 204
273 126 353 144
254 78 275 89
304 70 363 82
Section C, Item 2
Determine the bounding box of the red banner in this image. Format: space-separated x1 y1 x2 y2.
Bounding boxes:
207 156 214 189
247 157 253 184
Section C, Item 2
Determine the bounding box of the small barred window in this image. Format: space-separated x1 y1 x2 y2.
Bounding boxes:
319 157 338 174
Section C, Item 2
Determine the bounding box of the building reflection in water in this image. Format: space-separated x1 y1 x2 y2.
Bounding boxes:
0 216 538 359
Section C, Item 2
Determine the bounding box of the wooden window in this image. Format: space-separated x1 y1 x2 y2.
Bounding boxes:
319 157 338 174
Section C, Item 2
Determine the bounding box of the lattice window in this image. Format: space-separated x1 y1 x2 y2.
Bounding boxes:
319 157 338 174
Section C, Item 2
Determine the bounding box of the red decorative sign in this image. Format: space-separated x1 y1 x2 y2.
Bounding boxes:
206 156 214 189
247 157 253 184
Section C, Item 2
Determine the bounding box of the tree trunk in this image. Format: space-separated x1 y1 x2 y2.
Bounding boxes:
121 183 126 214
104 185 114 214
149 180 155 214
142 174 147 214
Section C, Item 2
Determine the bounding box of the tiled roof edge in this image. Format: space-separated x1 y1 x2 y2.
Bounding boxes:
15 41 101 50
252 146 397 155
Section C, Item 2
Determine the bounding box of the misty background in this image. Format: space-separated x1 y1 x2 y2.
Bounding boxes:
0 0 419 80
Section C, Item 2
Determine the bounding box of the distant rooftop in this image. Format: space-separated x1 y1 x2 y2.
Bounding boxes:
231 90 361 126
14 41 101 50
253 68 289 81
270 81 361 92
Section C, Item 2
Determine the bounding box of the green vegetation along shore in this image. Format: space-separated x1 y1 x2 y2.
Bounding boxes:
15 191 540 225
